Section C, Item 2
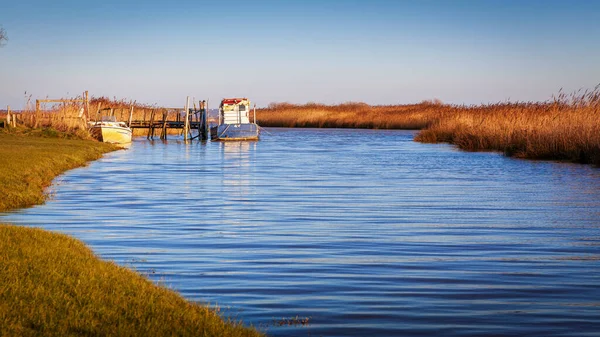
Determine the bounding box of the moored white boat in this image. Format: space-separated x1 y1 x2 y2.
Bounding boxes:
210 98 260 141
89 116 132 144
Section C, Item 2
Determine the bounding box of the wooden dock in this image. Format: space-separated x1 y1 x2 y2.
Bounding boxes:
4 92 213 141
119 97 209 141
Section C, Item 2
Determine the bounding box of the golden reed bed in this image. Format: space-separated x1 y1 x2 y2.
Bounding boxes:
257 89 600 166
4 96 188 137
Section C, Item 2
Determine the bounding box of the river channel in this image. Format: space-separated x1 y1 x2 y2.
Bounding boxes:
3 128 600 336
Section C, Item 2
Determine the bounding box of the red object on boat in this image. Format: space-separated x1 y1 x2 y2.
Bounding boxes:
221 98 247 105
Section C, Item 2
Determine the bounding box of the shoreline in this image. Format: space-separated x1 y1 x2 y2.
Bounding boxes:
0 129 262 336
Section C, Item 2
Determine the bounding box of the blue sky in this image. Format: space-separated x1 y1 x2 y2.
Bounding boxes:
1 0 599 108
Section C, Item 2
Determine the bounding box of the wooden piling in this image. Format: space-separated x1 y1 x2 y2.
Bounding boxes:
95 103 101 122
34 100 40 128
128 105 134 127
147 109 155 139
160 110 167 140
184 96 190 141
205 100 209 140
84 91 89 119
4 106 9 129
200 100 208 140
126 98 209 140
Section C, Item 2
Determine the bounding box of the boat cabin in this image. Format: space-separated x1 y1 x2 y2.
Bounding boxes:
211 97 259 141
220 98 251 125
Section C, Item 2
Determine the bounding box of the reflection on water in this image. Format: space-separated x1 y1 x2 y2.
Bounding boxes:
2 128 600 337
220 141 255 192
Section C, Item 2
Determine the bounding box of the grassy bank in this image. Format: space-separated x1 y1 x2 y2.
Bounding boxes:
0 129 118 211
0 225 261 336
257 90 600 165
0 129 263 336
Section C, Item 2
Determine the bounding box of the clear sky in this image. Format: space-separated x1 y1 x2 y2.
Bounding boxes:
1 0 599 108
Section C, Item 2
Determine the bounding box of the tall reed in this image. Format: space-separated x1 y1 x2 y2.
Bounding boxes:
16 95 89 135
257 89 600 165
257 101 444 129
415 89 600 165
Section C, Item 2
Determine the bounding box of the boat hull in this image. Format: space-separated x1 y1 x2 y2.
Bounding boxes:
90 125 133 144
210 123 259 141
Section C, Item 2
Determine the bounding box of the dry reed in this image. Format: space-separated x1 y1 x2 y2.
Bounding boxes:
415 89 600 165
257 101 443 129
257 89 600 165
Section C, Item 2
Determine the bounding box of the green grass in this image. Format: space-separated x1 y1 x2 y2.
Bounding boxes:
0 128 118 211
0 128 263 336
0 224 262 337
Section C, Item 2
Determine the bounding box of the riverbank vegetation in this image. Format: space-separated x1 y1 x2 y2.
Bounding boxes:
0 130 263 336
257 101 441 129
257 89 600 165
0 225 262 336
0 129 118 211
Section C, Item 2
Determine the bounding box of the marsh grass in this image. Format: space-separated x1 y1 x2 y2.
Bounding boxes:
257 89 600 165
415 89 600 165
0 224 262 337
0 129 118 211
257 101 442 129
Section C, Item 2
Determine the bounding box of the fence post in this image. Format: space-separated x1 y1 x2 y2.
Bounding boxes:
128 105 134 127
34 100 40 128
184 96 190 141
84 90 89 119
4 106 9 129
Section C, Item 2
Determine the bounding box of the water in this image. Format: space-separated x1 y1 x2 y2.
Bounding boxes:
3 128 600 336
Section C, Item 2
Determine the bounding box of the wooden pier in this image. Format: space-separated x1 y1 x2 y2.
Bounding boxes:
108 97 209 141
4 92 213 141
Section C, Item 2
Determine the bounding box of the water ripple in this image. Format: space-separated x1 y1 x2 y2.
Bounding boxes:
3 128 600 336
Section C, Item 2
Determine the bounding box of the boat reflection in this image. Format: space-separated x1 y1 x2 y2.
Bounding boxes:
219 141 257 196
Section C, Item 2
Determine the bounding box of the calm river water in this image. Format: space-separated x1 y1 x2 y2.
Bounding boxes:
3 128 600 336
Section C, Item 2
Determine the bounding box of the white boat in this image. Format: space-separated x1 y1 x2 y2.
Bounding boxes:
89 116 132 144
210 98 260 141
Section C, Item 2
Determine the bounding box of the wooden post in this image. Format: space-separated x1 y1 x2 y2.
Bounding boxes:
34 100 40 128
84 91 89 119
206 99 209 138
184 96 190 141
95 103 101 123
161 110 167 140
147 109 155 139
12 106 17 127
4 106 9 129
128 105 134 127
201 100 208 140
